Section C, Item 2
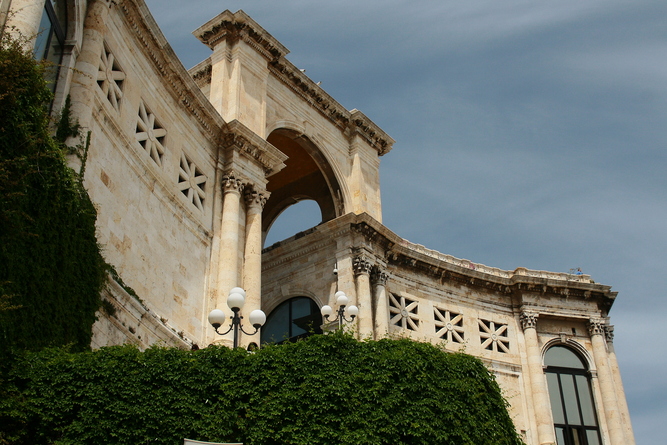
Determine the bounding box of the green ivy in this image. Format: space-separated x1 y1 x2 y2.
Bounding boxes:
0 35 106 356
1 333 525 445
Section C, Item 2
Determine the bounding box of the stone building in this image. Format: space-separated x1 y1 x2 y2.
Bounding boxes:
1 1 635 444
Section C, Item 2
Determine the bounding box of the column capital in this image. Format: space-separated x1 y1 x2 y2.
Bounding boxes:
353 256 372 276
244 187 268 209
221 172 244 195
520 310 539 331
587 318 606 337
371 266 389 286
604 324 615 343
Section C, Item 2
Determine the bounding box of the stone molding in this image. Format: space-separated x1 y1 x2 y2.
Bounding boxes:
520 311 539 331
223 120 287 176
190 59 212 88
118 0 224 142
193 10 289 60
263 213 617 307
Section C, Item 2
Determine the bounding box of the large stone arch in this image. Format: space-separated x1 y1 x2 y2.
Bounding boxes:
263 128 344 238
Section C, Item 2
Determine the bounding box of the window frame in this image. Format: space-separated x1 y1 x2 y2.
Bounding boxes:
545 346 603 445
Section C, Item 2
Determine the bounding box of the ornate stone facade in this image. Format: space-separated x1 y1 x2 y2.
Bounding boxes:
2 1 634 444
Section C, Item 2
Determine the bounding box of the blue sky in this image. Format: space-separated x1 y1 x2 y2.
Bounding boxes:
145 1 665 442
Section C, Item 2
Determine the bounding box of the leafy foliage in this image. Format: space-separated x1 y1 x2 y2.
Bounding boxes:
1 333 524 445
0 35 106 355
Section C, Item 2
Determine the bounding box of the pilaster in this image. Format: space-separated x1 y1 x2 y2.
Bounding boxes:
520 310 556 445
69 0 112 133
371 266 389 339
353 255 373 338
241 185 269 347
588 318 627 445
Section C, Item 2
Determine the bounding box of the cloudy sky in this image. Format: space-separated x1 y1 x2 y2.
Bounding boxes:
145 1 664 442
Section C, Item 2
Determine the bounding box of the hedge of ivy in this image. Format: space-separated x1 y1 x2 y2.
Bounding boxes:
1 333 524 445
0 36 106 355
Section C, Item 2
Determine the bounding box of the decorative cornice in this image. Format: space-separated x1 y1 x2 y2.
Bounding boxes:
262 213 618 307
223 120 287 176
352 221 381 243
118 0 224 142
349 110 394 155
193 10 289 61
267 59 395 156
190 59 212 88
520 311 539 331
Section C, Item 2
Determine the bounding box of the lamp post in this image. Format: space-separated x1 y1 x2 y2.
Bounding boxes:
320 291 359 329
208 287 266 349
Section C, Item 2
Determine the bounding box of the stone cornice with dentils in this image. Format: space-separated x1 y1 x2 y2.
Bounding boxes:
192 10 395 156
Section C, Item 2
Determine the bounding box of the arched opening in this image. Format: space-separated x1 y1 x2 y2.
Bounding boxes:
260 297 322 345
263 129 343 241
545 345 602 445
264 199 321 247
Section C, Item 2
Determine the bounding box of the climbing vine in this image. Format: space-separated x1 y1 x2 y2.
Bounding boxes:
0 34 106 356
1 333 524 445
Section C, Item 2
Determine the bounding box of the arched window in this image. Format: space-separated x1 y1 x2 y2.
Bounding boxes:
260 297 322 345
34 0 67 89
545 345 602 445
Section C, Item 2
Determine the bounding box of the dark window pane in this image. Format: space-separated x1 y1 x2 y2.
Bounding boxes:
576 375 597 426
545 346 586 369
34 10 53 60
547 372 565 424
290 297 311 336
555 427 565 445
561 374 582 425
586 429 601 445
261 297 321 344
262 302 289 344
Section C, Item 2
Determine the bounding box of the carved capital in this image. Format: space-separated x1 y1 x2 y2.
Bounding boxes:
353 256 372 276
244 188 268 209
604 325 614 343
371 266 389 286
587 318 606 337
221 173 244 195
520 311 539 331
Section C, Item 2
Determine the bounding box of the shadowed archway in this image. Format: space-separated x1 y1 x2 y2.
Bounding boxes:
263 129 343 242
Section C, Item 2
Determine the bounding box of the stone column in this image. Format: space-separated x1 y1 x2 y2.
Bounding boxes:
520 311 556 445
3 0 44 45
588 319 627 445
68 0 111 132
216 174 244 311
604 325 636 445
353 256 373 338
241 186 267 346
371 267 389 339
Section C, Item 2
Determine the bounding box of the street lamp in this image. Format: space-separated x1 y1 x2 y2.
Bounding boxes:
208 287 266 349
320 291 359 329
